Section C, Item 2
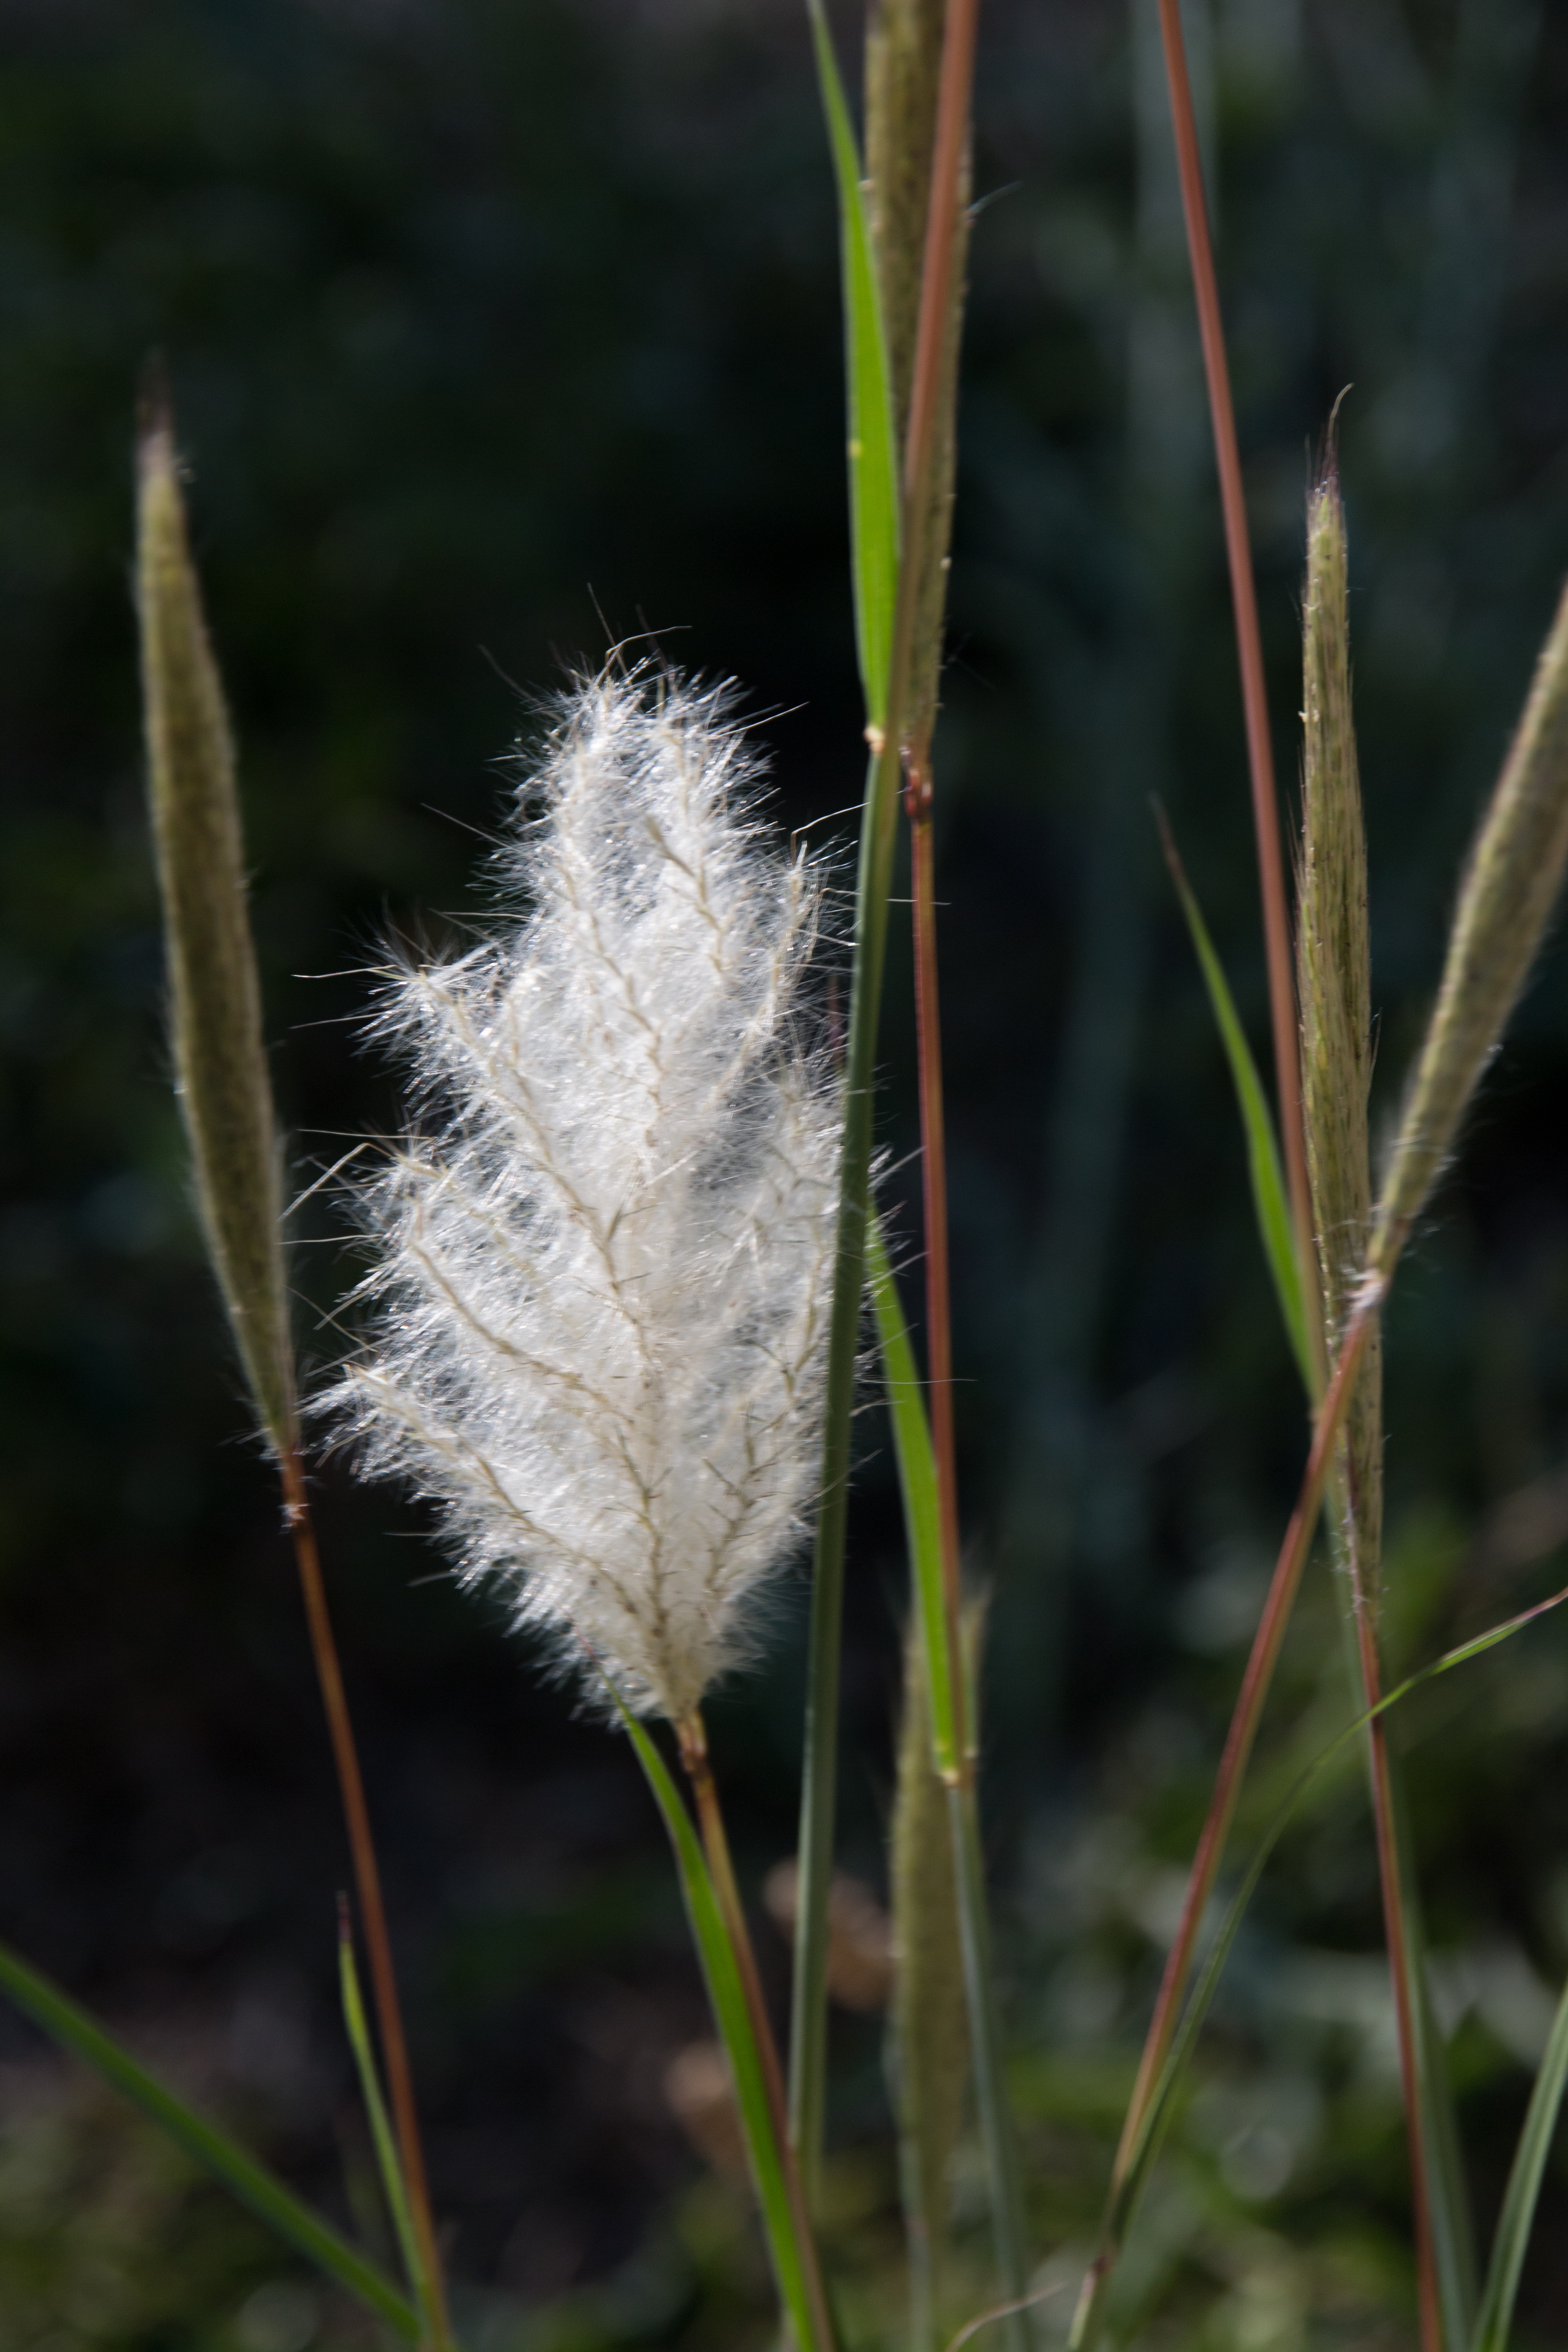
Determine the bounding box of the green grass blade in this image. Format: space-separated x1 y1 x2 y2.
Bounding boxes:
1083 1576 1568 2344
338 1905 433 2331
868 1213 959 1781
616 1703 828 2352
792 757 904 2187
1470 1969 1568 2352
805 0 900 727
0 1930 420 2340
791 0 904 2193
1158 812 1313 1392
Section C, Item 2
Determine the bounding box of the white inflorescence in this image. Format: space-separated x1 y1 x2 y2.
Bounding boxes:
334 670 841 1724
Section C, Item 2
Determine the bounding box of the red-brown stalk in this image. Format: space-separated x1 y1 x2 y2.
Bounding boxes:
1353 1605 1443 2352
1108 1287 1381 2190
1154 0 1314 1310
1156 19 1443 2338
898 0 983 1768
279 1449 450 2348
905 766 968 1770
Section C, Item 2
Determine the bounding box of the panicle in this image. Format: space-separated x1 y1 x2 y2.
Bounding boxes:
333 669 842 1724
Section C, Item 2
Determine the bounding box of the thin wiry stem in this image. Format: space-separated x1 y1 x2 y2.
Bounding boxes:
1155 0 1316 1323
906 770 965 1753
909 763 1029 2344
789 0 983 2197
788 734 900 2187
279 1450 451 2351
899 8 1032 2319
1070 1284 1384 2349
1352 1611 1444 2352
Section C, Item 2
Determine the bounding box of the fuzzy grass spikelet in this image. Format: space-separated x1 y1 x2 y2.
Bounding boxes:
336 671 841 1725
136 390 297 1458
1372 576 1568 1276
1298 456 1382 1596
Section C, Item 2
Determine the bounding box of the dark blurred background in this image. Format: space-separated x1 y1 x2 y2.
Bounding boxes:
4 0 1568 2342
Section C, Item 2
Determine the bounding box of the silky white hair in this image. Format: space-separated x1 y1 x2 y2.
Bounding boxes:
332 669 841 1722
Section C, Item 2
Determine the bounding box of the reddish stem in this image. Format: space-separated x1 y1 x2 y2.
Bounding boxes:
1354 1606 1443 2352
279 1449 450 2346
895 0 982 1771
1109 1288 1383 2195
1155 0 1315 1310
905 759 969 1772
900 0 980 605
1156 20 1441 2329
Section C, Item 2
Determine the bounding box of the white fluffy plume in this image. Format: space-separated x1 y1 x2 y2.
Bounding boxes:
333 669 841 1723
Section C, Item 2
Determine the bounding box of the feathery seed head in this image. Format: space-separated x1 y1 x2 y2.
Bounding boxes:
136 389 297 1458
1371 576 1568 1276
334 670 842 1724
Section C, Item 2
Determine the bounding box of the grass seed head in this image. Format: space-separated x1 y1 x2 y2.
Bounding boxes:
136 392 297 1457
334 669 842 1724
1372 576 1568 1277
1298 451 1382 1589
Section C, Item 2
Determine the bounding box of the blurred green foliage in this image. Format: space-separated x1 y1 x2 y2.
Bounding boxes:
6 0 1568 2341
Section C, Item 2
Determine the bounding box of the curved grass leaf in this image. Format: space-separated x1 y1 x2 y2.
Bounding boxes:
338 1907 435 2334
1470 1967 1568 2352
615 1702 829 2352
805 0 900 728
1086 1575 1568 2342
1157 810 1313 1393
867 1214 959 1781
0 1931 420 2340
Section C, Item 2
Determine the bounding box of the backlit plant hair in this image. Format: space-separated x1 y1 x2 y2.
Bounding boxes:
334 667 842 1728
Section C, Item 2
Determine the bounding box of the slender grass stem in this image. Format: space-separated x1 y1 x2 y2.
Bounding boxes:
907 782 965 1749
790 733 901 2191
790 0 983 2196
1070 1285 1384 2349
1154 0 1316 1331
279 1449 451 2351
680 1715 836 2352
909 774 1029 2334
1146 17 1452 2335
1351 1614 1443 2352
